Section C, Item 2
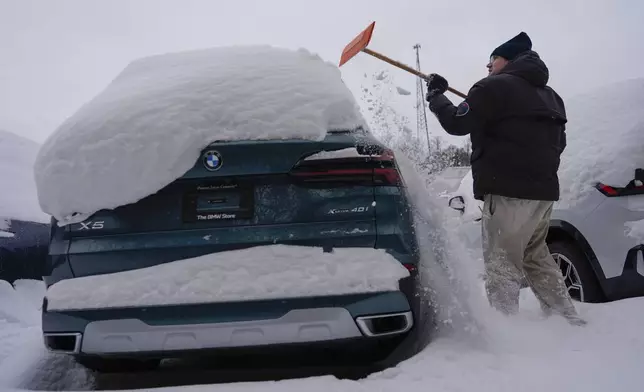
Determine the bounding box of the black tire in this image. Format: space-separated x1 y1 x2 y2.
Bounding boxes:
75 356 160 373
547 240 605 303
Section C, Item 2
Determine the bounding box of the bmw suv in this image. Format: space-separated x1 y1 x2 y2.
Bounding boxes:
41 129 432 372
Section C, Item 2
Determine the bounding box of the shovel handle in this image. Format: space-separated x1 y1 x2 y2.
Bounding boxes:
362 48 467 99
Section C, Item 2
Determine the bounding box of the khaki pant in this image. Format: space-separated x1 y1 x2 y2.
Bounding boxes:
481 194 578 318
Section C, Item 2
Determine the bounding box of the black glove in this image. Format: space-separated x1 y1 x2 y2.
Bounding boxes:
425 74 448 100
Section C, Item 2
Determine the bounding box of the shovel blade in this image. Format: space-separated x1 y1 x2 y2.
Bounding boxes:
339 21 375 67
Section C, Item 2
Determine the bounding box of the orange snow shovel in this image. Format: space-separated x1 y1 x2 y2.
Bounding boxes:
339 22 467 99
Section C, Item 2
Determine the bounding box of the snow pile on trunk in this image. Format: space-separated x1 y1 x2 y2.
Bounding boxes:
558 78 644 208
0 130 49 224
34 46 367 226
46 245 409 311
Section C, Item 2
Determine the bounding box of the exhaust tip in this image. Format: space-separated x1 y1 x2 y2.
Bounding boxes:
43 333 82 354
356 311 413 337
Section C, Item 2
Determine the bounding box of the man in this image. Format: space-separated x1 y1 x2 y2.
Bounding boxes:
425 32 585 325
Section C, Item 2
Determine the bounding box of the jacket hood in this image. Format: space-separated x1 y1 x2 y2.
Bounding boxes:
499 51 549 87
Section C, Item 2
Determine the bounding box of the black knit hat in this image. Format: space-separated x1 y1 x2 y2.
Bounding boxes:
491 32 532 61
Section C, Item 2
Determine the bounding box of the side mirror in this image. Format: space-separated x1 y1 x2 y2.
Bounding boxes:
625 169 643 189
448 196 466 213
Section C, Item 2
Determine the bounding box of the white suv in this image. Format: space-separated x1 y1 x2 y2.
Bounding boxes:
445 78 644 304
447 167 644 303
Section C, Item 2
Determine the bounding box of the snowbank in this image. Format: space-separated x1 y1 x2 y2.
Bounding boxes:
46 245 409 311
11 280 46 311
34 46 367 226
0 280 43 327
0 130 49 224
559 78 644 207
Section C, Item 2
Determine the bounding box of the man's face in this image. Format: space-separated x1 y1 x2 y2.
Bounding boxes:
486 56 509 76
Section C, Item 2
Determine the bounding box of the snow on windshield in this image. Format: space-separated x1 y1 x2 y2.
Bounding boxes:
34 46 367 226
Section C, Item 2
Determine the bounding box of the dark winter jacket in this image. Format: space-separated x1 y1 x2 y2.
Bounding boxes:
428 51 567 201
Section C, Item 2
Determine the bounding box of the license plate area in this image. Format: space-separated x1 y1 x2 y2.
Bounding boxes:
182 181 254 222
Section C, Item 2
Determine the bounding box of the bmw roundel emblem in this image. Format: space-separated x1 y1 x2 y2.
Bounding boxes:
203 150 223 171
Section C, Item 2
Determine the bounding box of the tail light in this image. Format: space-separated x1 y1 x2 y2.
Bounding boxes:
596 182 644 197
290 148 402 187
403 263 417 273
596 183 619 196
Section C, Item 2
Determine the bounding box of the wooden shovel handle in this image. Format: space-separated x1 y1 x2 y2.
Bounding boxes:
362 48 467 99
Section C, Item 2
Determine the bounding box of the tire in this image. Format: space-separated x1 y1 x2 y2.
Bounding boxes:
547 240 605 303
75 356 160 373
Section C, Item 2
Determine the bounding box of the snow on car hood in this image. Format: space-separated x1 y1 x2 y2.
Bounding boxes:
45 245 409 311
34 46 368 226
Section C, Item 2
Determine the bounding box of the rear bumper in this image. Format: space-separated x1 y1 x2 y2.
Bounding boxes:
42 291 415 357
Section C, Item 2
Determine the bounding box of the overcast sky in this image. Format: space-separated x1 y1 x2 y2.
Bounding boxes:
1 0 643 144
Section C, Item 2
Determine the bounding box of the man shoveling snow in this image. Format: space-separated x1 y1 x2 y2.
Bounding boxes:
424 32 585 325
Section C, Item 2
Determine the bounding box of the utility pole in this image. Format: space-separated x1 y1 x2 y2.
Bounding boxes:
413 44 431 155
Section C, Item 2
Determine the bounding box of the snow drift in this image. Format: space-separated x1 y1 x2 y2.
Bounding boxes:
34 46 367 225
46 245 409 311
0 130 49 225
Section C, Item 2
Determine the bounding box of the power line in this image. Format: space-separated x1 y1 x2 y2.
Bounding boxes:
413 44 431 155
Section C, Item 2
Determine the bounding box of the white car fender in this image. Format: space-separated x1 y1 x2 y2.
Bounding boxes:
447 169 483 222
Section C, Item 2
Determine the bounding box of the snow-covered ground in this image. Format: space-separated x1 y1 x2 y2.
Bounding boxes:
1 164 644 391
